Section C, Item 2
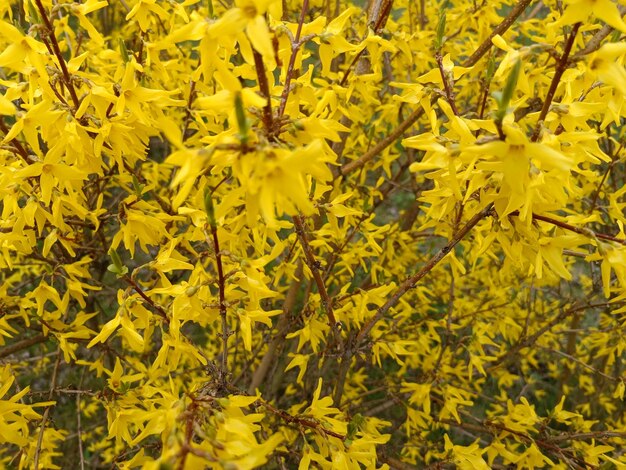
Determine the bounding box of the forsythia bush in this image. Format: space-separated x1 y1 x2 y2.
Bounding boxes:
2 0 626 467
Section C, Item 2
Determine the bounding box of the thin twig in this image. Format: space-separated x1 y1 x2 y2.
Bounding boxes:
293 215 337 327
33 349 61 470
76 370 86 470
122 161 174 215
207 223 230 383
260 399 346 440
177 399 199 470
489 301 616 368
340 0 533 176
355 203 494 344
331 1 394 172
573 6 626 58
435 51 459 115
511 211 626 246
339 106 426 176
531 22 581 142
339 0 394 87
182 79 197 141
588 145 620 214
464 0 535 67
332 336 353 405
549 431 626 442
538 345 616 380
123 276 170 323
438 417 592 467
419 0 426 30
248 262 303 393
0 334 47 359
0 119 34 163
252 49 274 136
34 0 80 109
325 160 413 281
277 0 309 119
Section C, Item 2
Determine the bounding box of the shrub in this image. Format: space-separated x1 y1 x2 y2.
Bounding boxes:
1 0 626 468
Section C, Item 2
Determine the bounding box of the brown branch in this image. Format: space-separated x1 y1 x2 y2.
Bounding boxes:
0 334 47 359
122 161 174 215
331 332 355 406
574 24 614 58
538 345 616 380
207 224 230 383
436 51 459 115
355 203 493 344
46 71 71 108
531 22 581 142
476 72 494 121
463 0 535 67
331 0 392 172
252 48 274 136
433 266 456 373
549 431 626 442
277 0 309 119
339 106 426 176
438 417 588 465
34 0 80 110
76 371 86 470
588 151 619 214
34 349 61 470
340 0 533 177
177 407 194 470
261 399 346 440
419 0 427 29
134 33 146 70
489 301 616 368
524 1 545 20
325 160 412 280
248 261 303 393
28 387 98 397
0 119 34 163
340 0 394 86
573 6 626 58
293 215 337 326
511 211 626 246
123 276 170 324
377 454 419 470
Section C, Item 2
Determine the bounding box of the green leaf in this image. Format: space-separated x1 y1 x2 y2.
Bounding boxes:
234 91 249 146
108 249 128 277
435 11 446 51
131 174 144 196
109 248 123 271
495 59 521 122
119 38 130 63
486 54 497 82
204 187 216 228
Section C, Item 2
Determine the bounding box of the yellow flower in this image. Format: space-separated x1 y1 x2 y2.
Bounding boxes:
209 0 281 59
125 0 169 32
417 54 473 85
115 60 184 124
232 139 333 226
559 0 626 33
589 42 626 96
70 0 108 45
0 94 14 115
466 126 573 221
15 144 88 206
0 21 47 75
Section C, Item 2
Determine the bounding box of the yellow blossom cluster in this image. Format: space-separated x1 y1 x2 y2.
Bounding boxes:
2 0 626 468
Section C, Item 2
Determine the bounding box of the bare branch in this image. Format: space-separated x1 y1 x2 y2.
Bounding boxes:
355 203 494 344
